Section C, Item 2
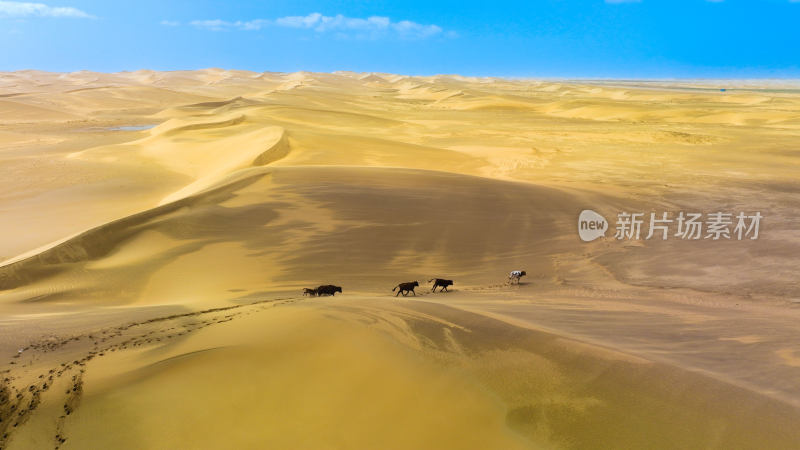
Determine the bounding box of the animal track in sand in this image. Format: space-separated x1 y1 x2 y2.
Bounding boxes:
0 296 299 449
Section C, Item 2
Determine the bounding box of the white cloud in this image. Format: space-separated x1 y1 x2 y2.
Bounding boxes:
274 13 322 29
0 1 93 18
276 13 394 33
189 12 446 39
190 19 229 31
190 19 269 31
160 20 180 27
392 19 442 38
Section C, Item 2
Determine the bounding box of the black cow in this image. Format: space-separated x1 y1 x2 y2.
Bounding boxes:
303 288 317 296
316 285 342 296
429 278 453 292
393 281 419 296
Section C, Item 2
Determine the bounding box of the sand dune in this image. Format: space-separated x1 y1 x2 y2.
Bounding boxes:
0 166 585 305
5 296 800 449
1 70 800 448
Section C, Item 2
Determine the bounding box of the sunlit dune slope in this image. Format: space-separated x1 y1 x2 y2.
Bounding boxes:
8 298 800 450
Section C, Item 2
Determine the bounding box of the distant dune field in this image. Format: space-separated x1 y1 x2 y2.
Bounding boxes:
1 70 800 449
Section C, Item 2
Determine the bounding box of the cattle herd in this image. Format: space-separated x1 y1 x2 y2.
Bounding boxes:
303 285 343 297
302 270 526 297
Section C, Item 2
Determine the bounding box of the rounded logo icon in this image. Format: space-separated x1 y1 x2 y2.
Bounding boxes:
578 210 608 242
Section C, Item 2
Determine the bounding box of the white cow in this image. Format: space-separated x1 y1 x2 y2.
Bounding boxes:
509 270 527 284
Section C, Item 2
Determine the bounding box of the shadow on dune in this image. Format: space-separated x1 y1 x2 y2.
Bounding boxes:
0 165 595 304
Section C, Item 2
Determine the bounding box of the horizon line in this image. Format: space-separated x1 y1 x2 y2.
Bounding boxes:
3 68 800 82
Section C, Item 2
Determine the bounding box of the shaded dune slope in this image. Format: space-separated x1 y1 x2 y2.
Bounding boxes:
0 166 590 305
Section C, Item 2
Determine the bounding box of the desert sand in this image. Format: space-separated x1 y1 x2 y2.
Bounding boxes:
0 70 799 448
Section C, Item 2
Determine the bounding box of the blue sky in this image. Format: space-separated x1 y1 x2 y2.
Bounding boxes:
1 0 799 77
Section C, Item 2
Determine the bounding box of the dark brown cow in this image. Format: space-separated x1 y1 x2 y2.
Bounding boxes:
392 281 419 296
429 278 453 292
303 288 317 296
316 285 342 296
